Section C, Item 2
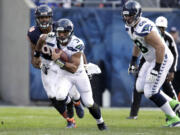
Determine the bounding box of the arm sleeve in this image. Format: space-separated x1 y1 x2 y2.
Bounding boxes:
169 37 178 72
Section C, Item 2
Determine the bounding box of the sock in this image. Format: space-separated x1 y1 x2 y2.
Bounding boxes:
88 103 101 119
160 102 176 117
160 91 173 102
96 116 104 124
74 100 81 106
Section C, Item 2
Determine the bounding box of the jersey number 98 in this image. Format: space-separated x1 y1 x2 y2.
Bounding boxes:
134 40 148 53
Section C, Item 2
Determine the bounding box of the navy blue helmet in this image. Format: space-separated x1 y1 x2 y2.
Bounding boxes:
122 0 142 27
35 5 53 29
55 19 74 44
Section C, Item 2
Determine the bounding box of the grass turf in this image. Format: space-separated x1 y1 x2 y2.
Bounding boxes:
0 107 180 135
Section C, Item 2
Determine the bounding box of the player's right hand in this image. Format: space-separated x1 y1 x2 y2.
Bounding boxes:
32 57 41 69
128 64 138 75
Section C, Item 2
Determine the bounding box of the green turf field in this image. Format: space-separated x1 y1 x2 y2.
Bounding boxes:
0 107 180 135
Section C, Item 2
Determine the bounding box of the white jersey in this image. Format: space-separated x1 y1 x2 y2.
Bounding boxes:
59 35 85 74
125 17 171 62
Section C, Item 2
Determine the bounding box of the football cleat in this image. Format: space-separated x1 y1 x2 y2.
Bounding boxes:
66 118 77 128
126 116 138 120
164 115 180 127
74 101 84 118
169 100 180 117
97 122 108 131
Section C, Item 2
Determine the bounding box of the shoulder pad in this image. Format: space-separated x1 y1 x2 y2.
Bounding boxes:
135 20 153 37
28 26 36 32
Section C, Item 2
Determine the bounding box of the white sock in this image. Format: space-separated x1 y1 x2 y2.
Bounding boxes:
160 91 173 102
65 96 71 104
96 116 104 124
160 102 176 117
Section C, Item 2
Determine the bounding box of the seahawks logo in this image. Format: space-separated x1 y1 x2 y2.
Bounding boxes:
75 44 84 51
141 24 152 33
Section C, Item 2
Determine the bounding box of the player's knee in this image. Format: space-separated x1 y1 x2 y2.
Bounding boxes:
144 88 158 99
83 100 94 108
144 90 152 99
56 91 68 101
56 95 67 101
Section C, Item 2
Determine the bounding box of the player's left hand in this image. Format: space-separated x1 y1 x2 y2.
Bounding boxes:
166 72 174 82
146 69 158 83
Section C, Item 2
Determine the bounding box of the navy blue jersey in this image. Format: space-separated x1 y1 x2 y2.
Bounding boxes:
27 23 56 45
27 26 42 45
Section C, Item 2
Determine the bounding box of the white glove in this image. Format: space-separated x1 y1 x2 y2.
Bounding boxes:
128 64 138 75
47 32 55 37
84 63 101 75
146 69 158 83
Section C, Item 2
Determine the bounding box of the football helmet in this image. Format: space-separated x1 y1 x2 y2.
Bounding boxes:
155 16 168 28
35 5 53 29
55 19 74 44
122 0 142 27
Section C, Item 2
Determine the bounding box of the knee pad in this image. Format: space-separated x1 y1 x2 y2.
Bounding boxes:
83 99 94 108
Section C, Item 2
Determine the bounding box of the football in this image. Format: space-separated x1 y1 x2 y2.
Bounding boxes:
54 48 69 62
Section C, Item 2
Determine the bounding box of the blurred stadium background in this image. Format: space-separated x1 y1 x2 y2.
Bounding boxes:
0 0 180 108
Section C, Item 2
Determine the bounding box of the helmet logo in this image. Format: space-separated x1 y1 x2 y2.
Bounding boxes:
123 11 129 15
57 27 64 31
41 12 48 16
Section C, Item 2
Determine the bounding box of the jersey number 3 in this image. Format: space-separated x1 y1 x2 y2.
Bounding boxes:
134 40 148 53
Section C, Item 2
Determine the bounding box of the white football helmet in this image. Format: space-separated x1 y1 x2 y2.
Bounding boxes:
155 16 168 28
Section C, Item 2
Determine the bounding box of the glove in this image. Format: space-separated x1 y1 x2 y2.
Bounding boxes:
84 63 101 75
41 64 49 75
128 56 138 75
47 32 55 37
128 64 138 75
55 59 65 68
146 69 158 83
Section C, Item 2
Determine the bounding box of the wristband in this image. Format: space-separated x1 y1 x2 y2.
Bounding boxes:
34 51 40 57
55 59 65 68
130 56 138 65
154 62 161 71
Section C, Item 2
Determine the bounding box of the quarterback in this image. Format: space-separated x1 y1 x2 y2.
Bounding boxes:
46 18 107 130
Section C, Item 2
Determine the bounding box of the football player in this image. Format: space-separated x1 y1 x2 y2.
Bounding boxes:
42 18 107 130
127 16 179 119
155 16 178 99
122 0 180 127
27 5 84 128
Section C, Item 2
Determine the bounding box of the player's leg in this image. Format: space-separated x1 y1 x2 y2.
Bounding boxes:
128 57 146 119
41 69 76 128
127 85 142 119
69 86 84 118
144 57 180 127
56 77 77 128
162 80 178 100
75 71 107 130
